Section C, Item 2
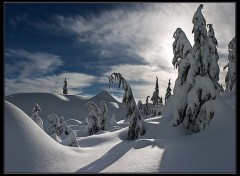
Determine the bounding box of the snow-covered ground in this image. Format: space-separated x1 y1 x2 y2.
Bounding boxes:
4 91 235 173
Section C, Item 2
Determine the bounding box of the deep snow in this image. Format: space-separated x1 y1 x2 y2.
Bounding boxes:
4 91 236 173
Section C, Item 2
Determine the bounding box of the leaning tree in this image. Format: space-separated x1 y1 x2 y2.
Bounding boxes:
109 73 145 140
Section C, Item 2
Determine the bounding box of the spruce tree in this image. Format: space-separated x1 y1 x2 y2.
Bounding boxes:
165 79 172 102
151 77 160 105
223 37 236 92
63 78 68 94
172 4 221 132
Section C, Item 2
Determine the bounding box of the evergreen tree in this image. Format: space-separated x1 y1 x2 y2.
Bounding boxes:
109 73 145 140
86 102 102 135
159 97 163 104
145 95 150 115
223 37 236 92
165 79 172 102
172 4 221 132
99 101 109 130
151 77 160 105
63 78 68 94
31 103 44 130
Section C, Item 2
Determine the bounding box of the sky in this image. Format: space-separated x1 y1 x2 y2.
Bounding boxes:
4 2 235 103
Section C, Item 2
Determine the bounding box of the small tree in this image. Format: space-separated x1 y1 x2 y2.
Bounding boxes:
109 73 145 140
47 113 61 135
159 97 163 104
151 77 160 105
137 100 144 115
86 102 101 135
99 101 109 130
31 103 44 130
63 78 68 94
165 79 172 103
144 95 150 115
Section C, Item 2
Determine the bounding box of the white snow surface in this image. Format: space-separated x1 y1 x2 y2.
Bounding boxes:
4 91 235 173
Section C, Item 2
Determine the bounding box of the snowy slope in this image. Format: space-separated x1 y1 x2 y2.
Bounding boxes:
4 91 235 173
5 91 127 130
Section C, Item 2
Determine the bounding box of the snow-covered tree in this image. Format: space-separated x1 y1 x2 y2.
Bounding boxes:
86 102 102 135
223 37 236 92
159 97 163 104
63 78 68 94
99 101 109 130
172 4 221 132
137 100 144 115
31 103 44 130
47 113 61 135
144 95 150 115
151 77 160 105
165 79 172 103
109 73 145 140
48 113 78 147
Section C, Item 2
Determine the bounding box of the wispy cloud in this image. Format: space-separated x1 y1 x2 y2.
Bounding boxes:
6 3 235 101
5 48 63 79
5 48 97 96
9 13 28 27
5 72 97 96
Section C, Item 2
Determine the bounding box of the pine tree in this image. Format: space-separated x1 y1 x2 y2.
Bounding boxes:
165 79 172 102
63 78 68 94
145 95 150 115
109 73 145 140
172 4 221 132
31 103 44 130
159 97 163 104
151 77 160 105
223 37 236 92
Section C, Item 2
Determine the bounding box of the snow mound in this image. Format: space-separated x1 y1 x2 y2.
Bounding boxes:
4 101 83 172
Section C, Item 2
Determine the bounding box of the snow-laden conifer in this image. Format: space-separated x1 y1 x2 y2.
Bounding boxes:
31 103 44 130
109 73 145 140
172 4 222 132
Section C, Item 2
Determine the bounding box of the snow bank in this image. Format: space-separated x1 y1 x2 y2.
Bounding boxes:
4 101 84 172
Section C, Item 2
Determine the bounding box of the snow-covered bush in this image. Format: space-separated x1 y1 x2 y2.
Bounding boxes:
109 113 118 126
48 113 78 147
137 100 144 115
47 113 61 135
109 73 145 140
151 77 160 105
223 37 236 93
165 79 172 103
172 4 222 132
31 103 44 130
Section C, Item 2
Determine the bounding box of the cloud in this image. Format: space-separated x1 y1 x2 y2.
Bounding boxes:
5 48 98 96
5 49 63 79
5 72 97 96
6 3 235 100
9 13 28 27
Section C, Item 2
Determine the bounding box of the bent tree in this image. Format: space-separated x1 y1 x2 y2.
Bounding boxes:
109 73 145 140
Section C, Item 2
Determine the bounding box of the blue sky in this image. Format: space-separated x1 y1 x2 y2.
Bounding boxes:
4 2 235 103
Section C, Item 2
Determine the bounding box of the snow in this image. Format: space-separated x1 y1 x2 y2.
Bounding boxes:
4 90 235 173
